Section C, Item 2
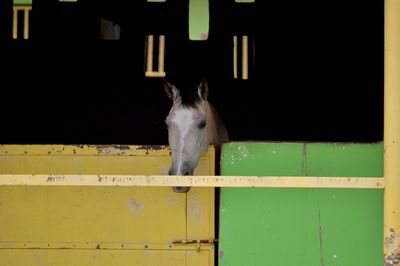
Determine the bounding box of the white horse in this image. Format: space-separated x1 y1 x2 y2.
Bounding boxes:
164 80 229 192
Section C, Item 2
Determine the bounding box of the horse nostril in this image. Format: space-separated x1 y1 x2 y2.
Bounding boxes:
168 170 173 175
183 171 190 176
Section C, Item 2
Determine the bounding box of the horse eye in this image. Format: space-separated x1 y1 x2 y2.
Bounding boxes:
198 120 206 129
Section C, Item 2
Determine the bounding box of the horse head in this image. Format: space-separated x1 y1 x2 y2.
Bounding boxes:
164 80 214 192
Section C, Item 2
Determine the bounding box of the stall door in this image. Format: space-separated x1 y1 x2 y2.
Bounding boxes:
0 145 215 266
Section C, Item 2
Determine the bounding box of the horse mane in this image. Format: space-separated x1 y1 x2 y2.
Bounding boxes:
179 87 202 108
205 101 229 148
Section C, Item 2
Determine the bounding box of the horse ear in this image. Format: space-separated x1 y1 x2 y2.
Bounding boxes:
164 80 180 101
197 80 208 100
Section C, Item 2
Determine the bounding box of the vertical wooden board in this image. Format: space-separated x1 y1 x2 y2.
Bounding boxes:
187 187 214 240
187 145 215 241
313 189 383 266
219 188 321 266
219 142 384 266
306 142 384 177
220 142 304 176
306 143 384 266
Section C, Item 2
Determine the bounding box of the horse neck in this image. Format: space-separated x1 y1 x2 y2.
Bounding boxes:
205 101 229 147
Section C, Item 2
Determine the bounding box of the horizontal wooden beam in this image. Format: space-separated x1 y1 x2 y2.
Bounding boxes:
0 175 384 189
0 241 211 250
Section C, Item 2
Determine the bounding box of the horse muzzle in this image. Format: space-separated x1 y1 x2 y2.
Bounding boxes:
168 166 193 193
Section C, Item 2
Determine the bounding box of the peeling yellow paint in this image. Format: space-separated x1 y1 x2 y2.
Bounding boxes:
385 229 400 266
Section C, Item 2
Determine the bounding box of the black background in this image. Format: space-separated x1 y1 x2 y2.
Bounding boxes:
0 0 383 144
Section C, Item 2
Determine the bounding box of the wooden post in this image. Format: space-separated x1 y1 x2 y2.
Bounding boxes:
384 0 400 264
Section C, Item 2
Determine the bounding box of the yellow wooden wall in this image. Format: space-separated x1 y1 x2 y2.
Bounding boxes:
0 145 215 266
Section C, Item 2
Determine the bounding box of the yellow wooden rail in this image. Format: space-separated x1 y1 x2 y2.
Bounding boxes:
0 175 384 189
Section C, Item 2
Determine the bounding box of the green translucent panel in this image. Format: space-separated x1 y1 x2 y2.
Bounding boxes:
14 0 78 5
189 0 209 40
13 0 31 5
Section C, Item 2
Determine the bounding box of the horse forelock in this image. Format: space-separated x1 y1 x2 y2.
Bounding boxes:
178 87 202 108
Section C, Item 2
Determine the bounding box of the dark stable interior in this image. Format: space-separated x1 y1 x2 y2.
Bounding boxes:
0 0 383 145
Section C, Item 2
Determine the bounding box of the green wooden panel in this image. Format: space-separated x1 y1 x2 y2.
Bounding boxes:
13 0 31 5
219 142 383 266
219 188 321 265
189 0 209 40
306 142 383 177
220 142 304 176
14 0 78 5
